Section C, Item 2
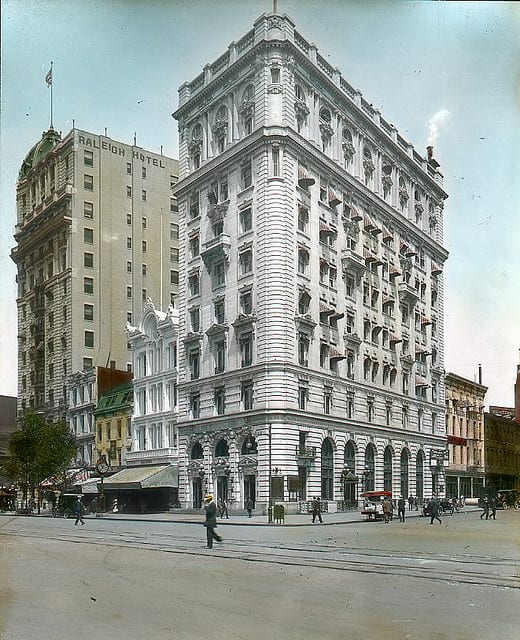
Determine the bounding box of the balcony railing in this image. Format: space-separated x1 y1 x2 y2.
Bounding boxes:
126 447 178 463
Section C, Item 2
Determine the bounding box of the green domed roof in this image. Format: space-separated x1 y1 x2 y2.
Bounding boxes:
18 127 61 180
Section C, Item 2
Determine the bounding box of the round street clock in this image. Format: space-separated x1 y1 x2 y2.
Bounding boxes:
96 457 109 475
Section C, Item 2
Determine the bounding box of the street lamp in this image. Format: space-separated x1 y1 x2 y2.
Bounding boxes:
96 455 109 515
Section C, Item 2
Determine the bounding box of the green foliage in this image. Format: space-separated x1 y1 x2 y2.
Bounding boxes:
4 413 77 493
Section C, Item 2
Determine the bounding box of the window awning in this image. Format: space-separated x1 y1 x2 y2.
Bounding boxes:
319 303 334 315
415 376 429 387
330 348 346 360
447 435 468 446
298 166 315 187
101 465 178 490
431 263 442 275
328 188 341 207
72 478 100 494
390 334 402 343
350 209 363 222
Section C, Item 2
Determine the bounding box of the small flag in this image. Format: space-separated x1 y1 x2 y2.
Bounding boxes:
45 67 52 87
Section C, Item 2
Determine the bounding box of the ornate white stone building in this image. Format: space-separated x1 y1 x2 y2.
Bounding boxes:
172 12 449 512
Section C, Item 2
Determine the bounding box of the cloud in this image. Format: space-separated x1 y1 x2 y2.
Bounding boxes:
426 109 450 146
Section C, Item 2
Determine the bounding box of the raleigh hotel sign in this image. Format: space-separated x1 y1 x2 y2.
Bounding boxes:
78 135 166 168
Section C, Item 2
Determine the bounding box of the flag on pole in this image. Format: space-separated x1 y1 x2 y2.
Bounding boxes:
45 67 52 87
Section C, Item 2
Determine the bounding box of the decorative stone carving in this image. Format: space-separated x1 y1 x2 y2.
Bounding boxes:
415 202 424 215
399 187 409 208
187 138 202 153
382 175 393 194
294 100 310 121
363 157 375 181
238 99 255 117
212 118 228 137
268 85 283 94
267 16 283 30
319 122 334 140
342 141 355 160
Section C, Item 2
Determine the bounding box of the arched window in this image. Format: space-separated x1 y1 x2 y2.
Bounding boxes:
191 442 203 459
400 449 409 497
344 440 355 471
382 160 393 197
189 124 203 170
213 105 229 154
399 176 409 209
342 127 355 166
215 439 229 457
192 124 203 141
319 107 331 124
363 146 374 184
319 108 333 151
240 85 255 135
364 444 375 491
321 438 334 499
416 449 425 499
383 446 393 491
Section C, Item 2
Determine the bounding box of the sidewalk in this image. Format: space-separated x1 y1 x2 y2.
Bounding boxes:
3 507 478 526
89 507 476 527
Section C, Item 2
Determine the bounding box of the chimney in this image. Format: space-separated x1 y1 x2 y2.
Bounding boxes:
426 145 440 169
427 146 433 160
478 364 482 386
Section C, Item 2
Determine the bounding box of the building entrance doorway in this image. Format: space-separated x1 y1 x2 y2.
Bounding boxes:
192 477 202 509
217 476 228 505
244 474 255 507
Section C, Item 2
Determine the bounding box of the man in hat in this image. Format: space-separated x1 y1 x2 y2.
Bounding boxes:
74 496 85 526
203 494 222 548
397 495 406 523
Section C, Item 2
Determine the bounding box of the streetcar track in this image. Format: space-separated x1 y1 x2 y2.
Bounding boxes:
4 526 518 591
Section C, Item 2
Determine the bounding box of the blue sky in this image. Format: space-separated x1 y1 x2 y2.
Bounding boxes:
1 0 519 406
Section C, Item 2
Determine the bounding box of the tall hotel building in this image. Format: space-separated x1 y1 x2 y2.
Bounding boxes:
173 12 449 511
12 128 179 428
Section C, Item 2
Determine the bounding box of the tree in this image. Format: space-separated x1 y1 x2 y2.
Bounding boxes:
3 413 77 512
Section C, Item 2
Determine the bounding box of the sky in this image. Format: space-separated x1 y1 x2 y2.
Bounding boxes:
1 0 519 407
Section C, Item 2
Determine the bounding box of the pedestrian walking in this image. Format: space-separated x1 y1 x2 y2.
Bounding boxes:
408 495 414 510
311 496 323 523
429 498 442 524
489 497 497 520
413 496 419 511
203 494 222 549
480 496 490 520
382 497 393 524
245 497 254 518
74 497 85 526
397 496 406 522
218 498 229 519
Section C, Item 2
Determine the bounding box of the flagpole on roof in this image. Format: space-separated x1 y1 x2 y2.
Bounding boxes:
45 61 54 129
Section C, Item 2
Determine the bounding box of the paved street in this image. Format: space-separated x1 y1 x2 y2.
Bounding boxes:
0 508 519 640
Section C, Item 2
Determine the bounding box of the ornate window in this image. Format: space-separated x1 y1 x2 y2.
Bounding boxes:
342 128 355 166
239 84 255 135
382 160 393 198
399 177 409 210
319 107 333 150
321 438 334 499
363 146 375 185
213 105 229 153
189 123 203 169
384 446 393 491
